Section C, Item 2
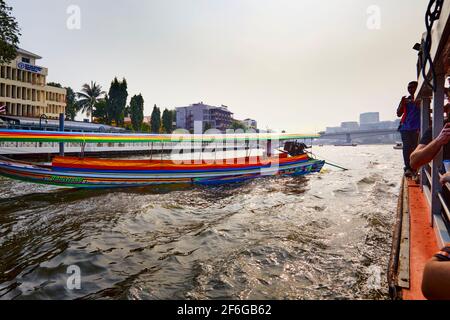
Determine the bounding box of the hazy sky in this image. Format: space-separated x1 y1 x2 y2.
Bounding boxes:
9 0 428 132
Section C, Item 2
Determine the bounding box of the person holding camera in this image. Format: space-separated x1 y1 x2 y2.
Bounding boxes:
397 81 421 177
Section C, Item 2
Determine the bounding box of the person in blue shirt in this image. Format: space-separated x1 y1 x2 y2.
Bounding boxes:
397 81 420 177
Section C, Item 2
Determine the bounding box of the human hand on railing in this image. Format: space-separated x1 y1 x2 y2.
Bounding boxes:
440 173 450 185
436 123 450 147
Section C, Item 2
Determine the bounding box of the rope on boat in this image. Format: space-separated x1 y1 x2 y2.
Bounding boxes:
323 161 348 171
275 148 349 171
305 151 349 171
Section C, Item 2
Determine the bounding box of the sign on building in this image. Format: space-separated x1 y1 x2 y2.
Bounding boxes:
17 62 44 75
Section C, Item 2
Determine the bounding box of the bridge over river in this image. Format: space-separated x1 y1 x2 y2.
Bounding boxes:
318 129 399 143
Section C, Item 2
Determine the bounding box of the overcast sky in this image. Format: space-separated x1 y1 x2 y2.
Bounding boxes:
9 0 427 132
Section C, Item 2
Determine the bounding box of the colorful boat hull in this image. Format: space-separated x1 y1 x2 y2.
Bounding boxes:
0 156 325 188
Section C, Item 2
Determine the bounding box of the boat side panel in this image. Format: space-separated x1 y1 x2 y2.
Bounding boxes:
0 159 325 188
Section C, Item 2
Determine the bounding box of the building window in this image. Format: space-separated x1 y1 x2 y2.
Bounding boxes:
22 57 30 63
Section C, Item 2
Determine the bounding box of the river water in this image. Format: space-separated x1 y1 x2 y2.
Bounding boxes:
0 145 403 300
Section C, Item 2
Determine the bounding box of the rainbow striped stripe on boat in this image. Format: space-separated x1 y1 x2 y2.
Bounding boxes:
0 129 319 143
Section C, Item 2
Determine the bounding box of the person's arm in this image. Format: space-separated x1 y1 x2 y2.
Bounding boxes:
415 98 422 108
410 125 450 170
410 142 444 170
397 97 406 118
422 258 450 300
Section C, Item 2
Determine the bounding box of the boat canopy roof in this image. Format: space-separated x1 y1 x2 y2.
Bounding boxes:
0 116 126 133
0 129 320 143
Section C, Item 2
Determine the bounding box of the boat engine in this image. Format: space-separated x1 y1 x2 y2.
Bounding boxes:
283 141 309 156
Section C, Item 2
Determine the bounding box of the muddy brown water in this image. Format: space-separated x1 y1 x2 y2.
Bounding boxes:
0 145 402 300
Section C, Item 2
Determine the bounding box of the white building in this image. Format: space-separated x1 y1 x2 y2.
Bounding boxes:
0 48 67 119
242 118 257 130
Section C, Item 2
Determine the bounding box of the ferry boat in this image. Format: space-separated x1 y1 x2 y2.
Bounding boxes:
334 142 357 147
388 0 450 300
393 142 403 150
0 130 325 188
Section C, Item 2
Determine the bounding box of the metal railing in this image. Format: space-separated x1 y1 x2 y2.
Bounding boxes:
419 98 450 249
420 163 450 248
412 0 450 248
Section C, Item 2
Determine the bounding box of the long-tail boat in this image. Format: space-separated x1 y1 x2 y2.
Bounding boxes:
0 130 325 188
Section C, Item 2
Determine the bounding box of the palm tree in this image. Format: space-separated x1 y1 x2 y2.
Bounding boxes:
76 81 105 122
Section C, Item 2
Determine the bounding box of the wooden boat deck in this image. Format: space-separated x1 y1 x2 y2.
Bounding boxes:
403 179 439 300
390 178 440 300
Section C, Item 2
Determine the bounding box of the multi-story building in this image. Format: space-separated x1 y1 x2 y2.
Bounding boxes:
243 118 258 130
124 116 152 125
360 112 380 125
176 102 233 132
0 48 67 119
324 115 401 144
340 121 360 131
325 126 344 134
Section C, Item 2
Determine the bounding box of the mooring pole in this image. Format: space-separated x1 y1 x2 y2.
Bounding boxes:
420 96 431 191
59 113 65 156
267 139 272 157
431 73 445 225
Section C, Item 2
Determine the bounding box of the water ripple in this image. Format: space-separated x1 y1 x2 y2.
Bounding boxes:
0 146 402 300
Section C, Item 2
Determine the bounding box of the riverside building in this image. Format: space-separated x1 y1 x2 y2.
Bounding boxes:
243 118 258 130
0 48 67 120
176 102 233 132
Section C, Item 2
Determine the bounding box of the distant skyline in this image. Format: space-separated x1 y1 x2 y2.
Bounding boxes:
329 110 394 126
9 0 428 132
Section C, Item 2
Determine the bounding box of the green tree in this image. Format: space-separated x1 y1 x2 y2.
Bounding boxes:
106 77 128 126
92 97 108 124
76 81 105 123
170 110 177 126
124 104 131 119
141 122 151 133
162 108 173 133
150 104 161 133
64 87 77 121
204 122 212 132
47 82 62 88
118 78 128 126
0 1 21 64
106 78 119 125
130 94 144 132
231 119 247 131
